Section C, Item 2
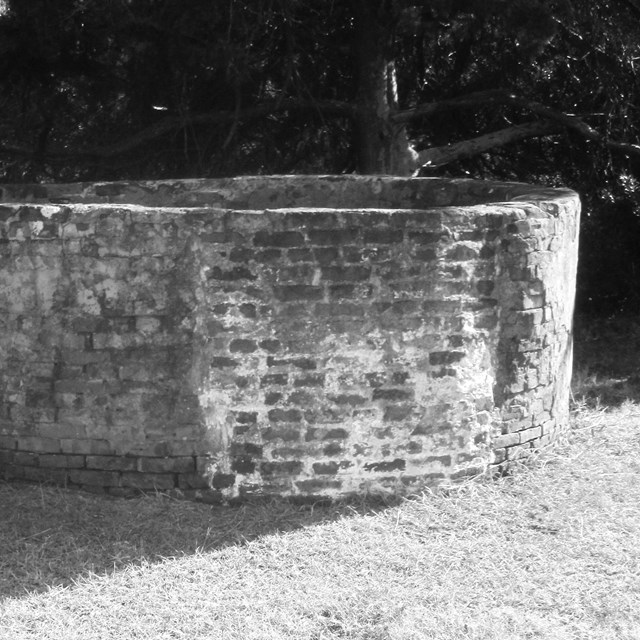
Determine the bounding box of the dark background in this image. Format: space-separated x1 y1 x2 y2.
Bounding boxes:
1 0 639 315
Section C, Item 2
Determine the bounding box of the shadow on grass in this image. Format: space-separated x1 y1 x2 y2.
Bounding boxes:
0 480 390 600
3 311 631 601
573 313 640 408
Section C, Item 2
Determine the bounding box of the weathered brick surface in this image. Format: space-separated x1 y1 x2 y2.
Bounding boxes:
0 176 580 499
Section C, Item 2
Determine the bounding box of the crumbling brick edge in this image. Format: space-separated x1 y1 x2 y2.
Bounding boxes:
0 175 580 500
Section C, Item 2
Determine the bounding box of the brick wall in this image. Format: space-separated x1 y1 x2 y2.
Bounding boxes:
0 176 580 501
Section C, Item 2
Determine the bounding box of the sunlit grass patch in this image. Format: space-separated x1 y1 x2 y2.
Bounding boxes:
2 399 640 639
1 313 639 639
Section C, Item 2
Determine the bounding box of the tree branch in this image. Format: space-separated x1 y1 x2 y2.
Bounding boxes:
0 98 356 161
400 89 640 166
392 89 509 123
416 120 562 168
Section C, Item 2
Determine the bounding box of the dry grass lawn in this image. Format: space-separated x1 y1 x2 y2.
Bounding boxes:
1 314 639 639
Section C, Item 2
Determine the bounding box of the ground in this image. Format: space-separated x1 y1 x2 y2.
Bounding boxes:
0 313 639 640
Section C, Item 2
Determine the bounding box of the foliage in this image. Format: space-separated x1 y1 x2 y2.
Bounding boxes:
1 0 640 310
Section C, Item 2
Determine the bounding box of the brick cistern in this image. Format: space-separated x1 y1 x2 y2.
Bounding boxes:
0 176 580 501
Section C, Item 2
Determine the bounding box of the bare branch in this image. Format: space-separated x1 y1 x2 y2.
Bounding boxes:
416 121 561 168
394 89 603 132
401 89 640 165
0 99 356 161
393 89 509 123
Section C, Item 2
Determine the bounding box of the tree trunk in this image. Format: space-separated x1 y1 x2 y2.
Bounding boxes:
351 0 416 175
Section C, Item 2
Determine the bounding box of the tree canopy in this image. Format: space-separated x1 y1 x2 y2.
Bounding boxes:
1 0 640 311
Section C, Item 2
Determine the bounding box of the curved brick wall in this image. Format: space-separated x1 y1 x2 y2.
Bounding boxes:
0 176 580 501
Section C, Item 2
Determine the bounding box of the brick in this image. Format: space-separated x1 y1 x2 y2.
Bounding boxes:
363 458 406 472
70 316 104 332
231 455 256 474
364 229 403 244
429 351 465 366
260 460 303 477
329 284 355 299
23 466 69 484
322 265 371 282
0 436 16 449
313 461 339 475
229 247 253 262
86 455 138 471
323 442 344 456
211 356 238 368
262 427 300 441
271 446 309 459
138 456 195 473
315 303 365 317
234 411 257 424
414 247 438 261
39 454 85 469
474 314 498 330
288 390 314 405
16 437 60 453
69 469 120 487
446 245 478 261
212 303 229 315
424 455 452 467
268 408 303 422
383 405 413 421
38 423 87 439
277 265 315 281
476 280 495 296
372 388 413 401
25 389 54 408
273 285 323 302
209 266 256 281
479 245 496 259
13 451 39 466
229 339 257 353
493 433 520 448
265 391 283 405
60 438 112 455
329 394 367 406
165 440 199 456
408 231 447 244
296 478 342 492
308 228 359 245
293 373 324 387
206 472 234 489
313 247 339 264
261 373 288 386
397 440 422 454
267 356 316 370
255 249 281 263
1 464 25 480
259 339 280 353
254 231 305 247
519 426 543 443
323 427 349 440
62 350 110 366
238 303 257 318
288 248 313 262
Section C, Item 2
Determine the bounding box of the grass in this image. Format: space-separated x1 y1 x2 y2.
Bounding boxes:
1 315 640 639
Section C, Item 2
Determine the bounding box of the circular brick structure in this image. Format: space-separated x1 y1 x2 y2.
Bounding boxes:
0 176 580 501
